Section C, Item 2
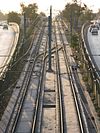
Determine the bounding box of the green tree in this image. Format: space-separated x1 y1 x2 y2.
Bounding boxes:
40 12 46 17
7 11 21 25
79 5 94 24
71 33 79 48
20 3 38 21
62 2 84 30
0 11 7 20
62 1 94 29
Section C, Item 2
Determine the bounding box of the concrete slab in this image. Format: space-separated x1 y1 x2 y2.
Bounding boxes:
16 121 32 133
19 110 34 122
41 108 56 133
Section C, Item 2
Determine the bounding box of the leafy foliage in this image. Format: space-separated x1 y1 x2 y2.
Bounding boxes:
71 33 79 48
62 1 94 29
0 11 7 20
62 3 84 29
79 7 95 23
7 12 21 25
20 3 38 21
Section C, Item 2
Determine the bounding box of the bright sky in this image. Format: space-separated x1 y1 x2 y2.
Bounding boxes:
0 0 100 15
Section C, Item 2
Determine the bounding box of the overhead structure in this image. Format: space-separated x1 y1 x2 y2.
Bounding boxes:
48 6 52 72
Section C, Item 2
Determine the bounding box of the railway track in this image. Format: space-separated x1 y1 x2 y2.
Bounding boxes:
56 19 97 133
54 21 81 133
0 20 48 133
0 18 98 133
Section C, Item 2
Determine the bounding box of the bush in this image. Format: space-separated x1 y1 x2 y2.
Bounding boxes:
71 33 79 48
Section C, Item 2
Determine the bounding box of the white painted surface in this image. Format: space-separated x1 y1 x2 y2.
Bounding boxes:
87 29 100 68
0 23 19 78
0 26 14 66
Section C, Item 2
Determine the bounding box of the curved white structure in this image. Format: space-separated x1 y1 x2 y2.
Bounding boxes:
0 22 19 79
87 28 100 68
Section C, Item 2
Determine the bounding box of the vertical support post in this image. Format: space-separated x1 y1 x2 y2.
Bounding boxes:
24 12 26 41
70 10 73 44
48 6 52 71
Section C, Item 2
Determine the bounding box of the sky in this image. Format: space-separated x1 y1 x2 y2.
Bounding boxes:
0 0 100 15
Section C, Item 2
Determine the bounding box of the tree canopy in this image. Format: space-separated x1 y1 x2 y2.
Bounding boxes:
0 11 7 20
7 3 39 26
20 3 38 20
7 12 21 25
62 1 94 29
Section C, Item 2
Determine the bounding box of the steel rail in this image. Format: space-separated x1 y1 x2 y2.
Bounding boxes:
54 21 65 133
31 43 63 133
73 70 98 133
56 19 87 133
4 23 46 133
31 41 47 133
61 20 97 133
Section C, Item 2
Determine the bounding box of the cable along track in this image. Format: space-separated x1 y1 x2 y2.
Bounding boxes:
1 21 48 133
56 22 83 132
0 18 98 133
32 20 65 133
56 19 97 133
